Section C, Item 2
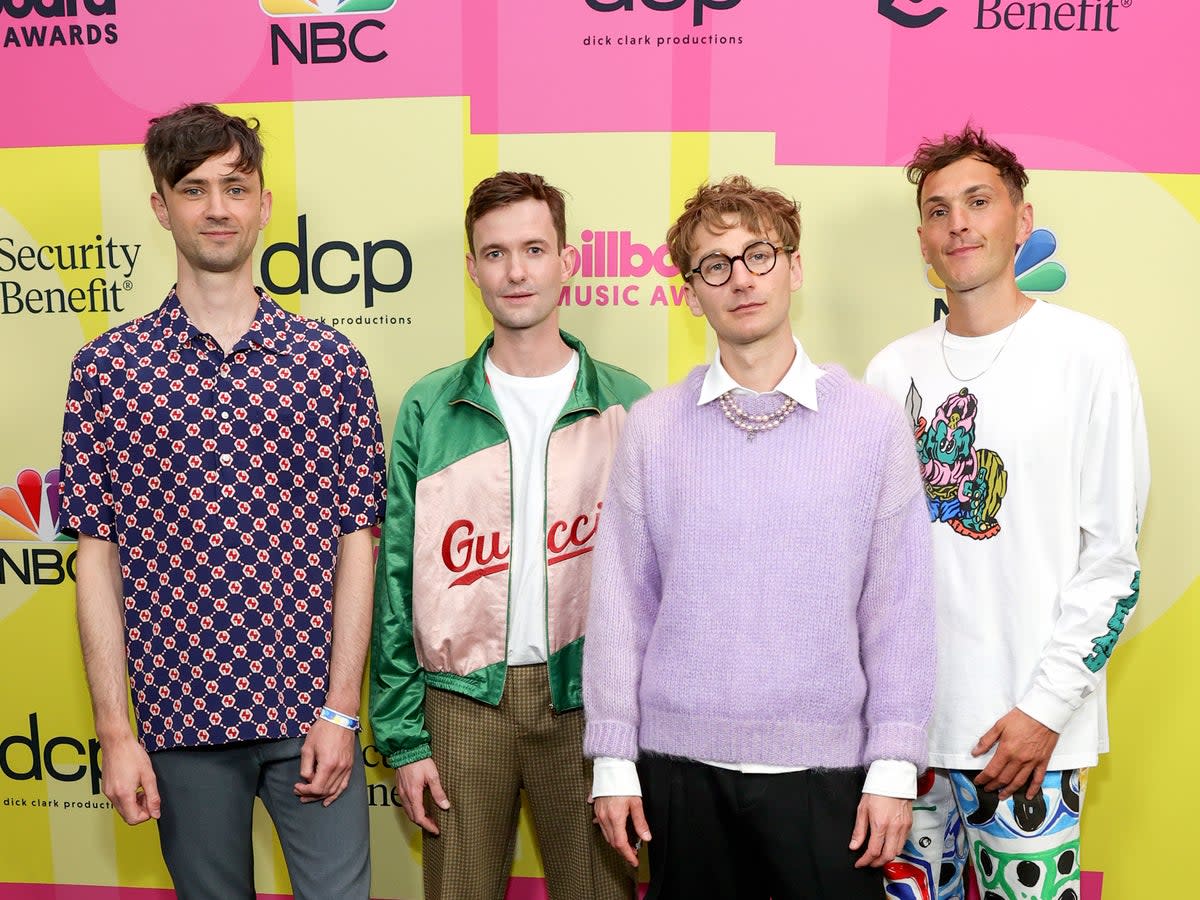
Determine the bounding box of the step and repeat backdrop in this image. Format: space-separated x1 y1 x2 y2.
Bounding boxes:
1 2 1196 898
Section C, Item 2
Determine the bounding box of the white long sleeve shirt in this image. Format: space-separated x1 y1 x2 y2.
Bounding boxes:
865 300 1149 770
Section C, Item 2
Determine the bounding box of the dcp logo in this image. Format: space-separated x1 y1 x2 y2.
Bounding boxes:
586 0 742 28
260 0 394 15
878 0 947 28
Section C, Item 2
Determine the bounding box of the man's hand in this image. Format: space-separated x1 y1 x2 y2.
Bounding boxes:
395 757 450 834
972 707 1060 800
100 736 161 825
293 718 356 806
849 793 911 868
593 795 651 867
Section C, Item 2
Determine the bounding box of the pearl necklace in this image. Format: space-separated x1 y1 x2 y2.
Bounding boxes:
718 391 798 441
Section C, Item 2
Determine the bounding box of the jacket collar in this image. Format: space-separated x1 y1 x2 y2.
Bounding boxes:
451 330 601 417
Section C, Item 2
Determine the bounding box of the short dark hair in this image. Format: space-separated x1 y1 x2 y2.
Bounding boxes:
906 124 1028 208
144 103 265 194
465 172 567 254
666 175 800 277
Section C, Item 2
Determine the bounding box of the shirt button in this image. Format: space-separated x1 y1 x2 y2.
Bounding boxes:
220 411 230 420
219 453 233 465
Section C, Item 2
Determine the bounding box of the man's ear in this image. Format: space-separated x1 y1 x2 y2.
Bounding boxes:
683 280 705 319
150 193 171 231
788 250 803 292
558 244 577 284
258 189 273 231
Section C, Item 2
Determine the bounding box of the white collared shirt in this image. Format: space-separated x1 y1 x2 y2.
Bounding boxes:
592 335 917 801
696 335 823 410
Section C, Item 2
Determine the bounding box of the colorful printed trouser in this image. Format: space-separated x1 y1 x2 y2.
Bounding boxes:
884 768 1086 900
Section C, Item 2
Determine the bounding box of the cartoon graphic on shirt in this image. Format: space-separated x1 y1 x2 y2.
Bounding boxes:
905 381 1007 540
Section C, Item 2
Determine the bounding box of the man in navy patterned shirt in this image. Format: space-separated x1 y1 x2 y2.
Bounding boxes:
59 104 385 900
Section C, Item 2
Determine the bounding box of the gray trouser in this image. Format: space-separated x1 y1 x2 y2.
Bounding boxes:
149 735 370 900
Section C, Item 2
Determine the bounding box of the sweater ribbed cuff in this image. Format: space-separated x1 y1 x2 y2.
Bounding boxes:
864 722 928 770
583 720 640 761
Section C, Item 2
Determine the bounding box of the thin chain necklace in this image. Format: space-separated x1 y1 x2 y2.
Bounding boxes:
718 390 798 441
940 301 1033 383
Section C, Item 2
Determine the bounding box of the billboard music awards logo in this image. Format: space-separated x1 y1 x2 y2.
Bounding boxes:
0 233 139 316
878 0 1129 31
557 229 686 309
0 468 77 586
262 0 395 65
0 0 118 49
930 226 1066 320
582 0 746 48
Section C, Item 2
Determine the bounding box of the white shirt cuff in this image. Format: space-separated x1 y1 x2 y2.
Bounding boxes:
862 759 917 799
1017 685 1073 734
591 757 641 799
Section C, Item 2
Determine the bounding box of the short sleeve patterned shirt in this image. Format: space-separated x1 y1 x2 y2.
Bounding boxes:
60 289 386 751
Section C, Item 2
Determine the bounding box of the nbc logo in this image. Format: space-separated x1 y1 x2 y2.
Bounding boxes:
0 469 69 543
927 227 1067 293
260 0 395 14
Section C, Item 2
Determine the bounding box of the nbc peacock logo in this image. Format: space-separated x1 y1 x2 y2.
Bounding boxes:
260 0 395 14
0 469 70 543
927 227 1068 293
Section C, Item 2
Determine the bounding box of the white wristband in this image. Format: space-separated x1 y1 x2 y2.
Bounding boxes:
318 706 360 731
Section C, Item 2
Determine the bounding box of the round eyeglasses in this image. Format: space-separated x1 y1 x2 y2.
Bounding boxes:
688 241 794 287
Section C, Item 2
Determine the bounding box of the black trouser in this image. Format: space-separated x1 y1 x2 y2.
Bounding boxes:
638 755 883 900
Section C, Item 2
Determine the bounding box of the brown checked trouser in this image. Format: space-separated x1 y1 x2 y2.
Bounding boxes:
422 664 635 900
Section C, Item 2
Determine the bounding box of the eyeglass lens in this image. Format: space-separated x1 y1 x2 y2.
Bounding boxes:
698 241 779 286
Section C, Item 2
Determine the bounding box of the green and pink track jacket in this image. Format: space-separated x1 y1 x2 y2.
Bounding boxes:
369 332 650 767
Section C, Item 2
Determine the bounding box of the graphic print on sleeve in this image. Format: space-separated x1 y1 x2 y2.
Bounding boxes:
905 380 1007 540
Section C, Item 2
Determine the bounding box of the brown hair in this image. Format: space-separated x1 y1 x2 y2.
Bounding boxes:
144 103 265 193
666 175 800 278
906 124 1028 208
465 172 567 253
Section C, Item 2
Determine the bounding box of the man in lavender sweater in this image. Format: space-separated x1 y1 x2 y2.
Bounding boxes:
583 175 937 898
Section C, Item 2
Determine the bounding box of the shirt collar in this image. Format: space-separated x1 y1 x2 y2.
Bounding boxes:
150 287 291 354
697 336 823 411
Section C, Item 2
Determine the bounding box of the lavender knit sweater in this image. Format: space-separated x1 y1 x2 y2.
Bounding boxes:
582 364 935 769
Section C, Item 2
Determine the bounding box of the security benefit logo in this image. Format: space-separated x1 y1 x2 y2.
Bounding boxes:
0 233 139 317
0 0 118 49
878 0 947 28
262 0 395 65
878 0 1128 32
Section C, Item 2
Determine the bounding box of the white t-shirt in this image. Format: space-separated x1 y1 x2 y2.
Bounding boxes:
866 300 1149 770
485 351 580 666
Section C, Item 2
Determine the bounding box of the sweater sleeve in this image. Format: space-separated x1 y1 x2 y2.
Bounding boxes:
858 403 937 769
582 404 661 761
368 389 431 768
1016 338 1149 732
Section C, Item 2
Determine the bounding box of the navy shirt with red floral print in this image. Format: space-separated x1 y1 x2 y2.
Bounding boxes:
60 289 386 752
